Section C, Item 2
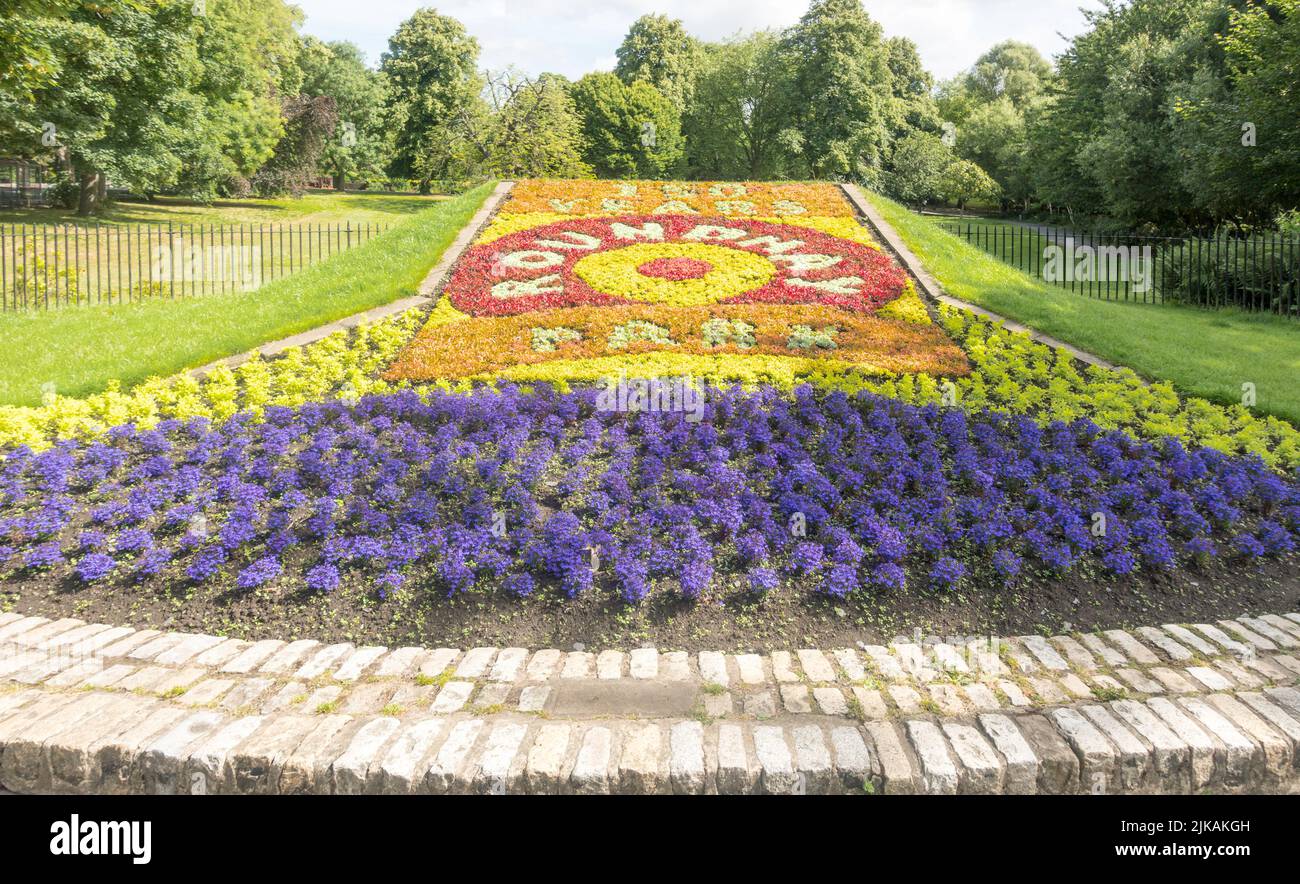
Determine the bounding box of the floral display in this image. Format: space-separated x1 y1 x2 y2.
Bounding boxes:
444 216 908 315
3 295 1297 471
384 303 969 381
1 385 1295 603
2 179 1297 618
388 181 965 388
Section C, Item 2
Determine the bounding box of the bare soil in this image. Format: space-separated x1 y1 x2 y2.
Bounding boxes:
4 551 1296 651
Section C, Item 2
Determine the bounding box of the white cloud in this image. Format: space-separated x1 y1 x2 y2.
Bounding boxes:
294 0 1098 82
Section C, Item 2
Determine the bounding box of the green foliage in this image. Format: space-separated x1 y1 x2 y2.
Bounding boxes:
614 14 698 108
781 0 892 182
937 40 1052 208
0 0 77 103
1173 0 1300 224
252 95 339 197
381 8 483 192
180 0 303 197
683 31 795 179
13 2 204 207
883 36 942 138
465 71 591 180
298 37 392 189
571 72 683 179
961 40 1054 109
940 159 1001 209
884 132 955 206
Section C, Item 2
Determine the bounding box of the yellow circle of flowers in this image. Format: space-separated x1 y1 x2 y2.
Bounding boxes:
572 242 777 306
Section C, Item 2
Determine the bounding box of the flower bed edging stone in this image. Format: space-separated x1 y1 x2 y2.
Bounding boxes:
2 610 1299 795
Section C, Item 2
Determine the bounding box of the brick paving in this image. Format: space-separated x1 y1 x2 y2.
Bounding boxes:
1 609 1300 794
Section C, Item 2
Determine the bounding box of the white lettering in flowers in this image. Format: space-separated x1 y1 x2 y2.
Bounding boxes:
500 250 564 270
492 274 563 299
771 253 842 274
651 201 698 214
610 222 665 242
532 231 601 251
787 276 865 296
734 234 805 255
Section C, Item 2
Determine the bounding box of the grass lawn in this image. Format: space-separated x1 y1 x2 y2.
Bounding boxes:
0 190 450 227
0 183 494 406
864 190 1300 427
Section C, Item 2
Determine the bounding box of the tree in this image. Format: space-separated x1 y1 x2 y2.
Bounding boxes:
781 0 893 183
381 8 482 193
954 98 1030 208
1022 0 1224 228
940 159 1001 210
571 72 683 179
883 36 941 139
614 14 698 108
456 70 591 179
683 31 795 179
933 38 1051 210
0 0 77 103
1175 0 1300 224
15 1 205 214
252 94 338 196
886 132 955 206
181 0 304 197
298 37 390 189
963 40 1054 108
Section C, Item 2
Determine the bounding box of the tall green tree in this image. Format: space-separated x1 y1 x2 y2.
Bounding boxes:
570 72 683 178
781 0 893 183
683 31 795 179
0 0 79 103
457 70 591 179
883 36 941 138
962 40 1055 108
181 0 303 197
1175 0 1300 223
940 158 1001 210
15 1 205 214
298 37 390 189
1025 0 1224 228
614 14 698 108
934 39 1052 209
381 8 483 193
886 131 956 205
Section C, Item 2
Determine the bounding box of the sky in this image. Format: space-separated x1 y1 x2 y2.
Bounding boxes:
292 0 1099 82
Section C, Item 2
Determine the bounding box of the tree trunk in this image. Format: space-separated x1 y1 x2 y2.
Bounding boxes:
76 170 100 216
333 171 346 191
418 176 432 195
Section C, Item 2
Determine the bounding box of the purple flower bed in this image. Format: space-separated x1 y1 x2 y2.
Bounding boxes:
1 385 1297 604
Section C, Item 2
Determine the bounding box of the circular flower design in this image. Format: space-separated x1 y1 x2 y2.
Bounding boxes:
574 242 776 306
445 215 909 316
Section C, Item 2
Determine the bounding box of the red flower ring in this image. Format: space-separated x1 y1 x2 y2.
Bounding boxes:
446 215 908 316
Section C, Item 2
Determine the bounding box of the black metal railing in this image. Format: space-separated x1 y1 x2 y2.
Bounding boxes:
938 220 1300 317
1 221 389 311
